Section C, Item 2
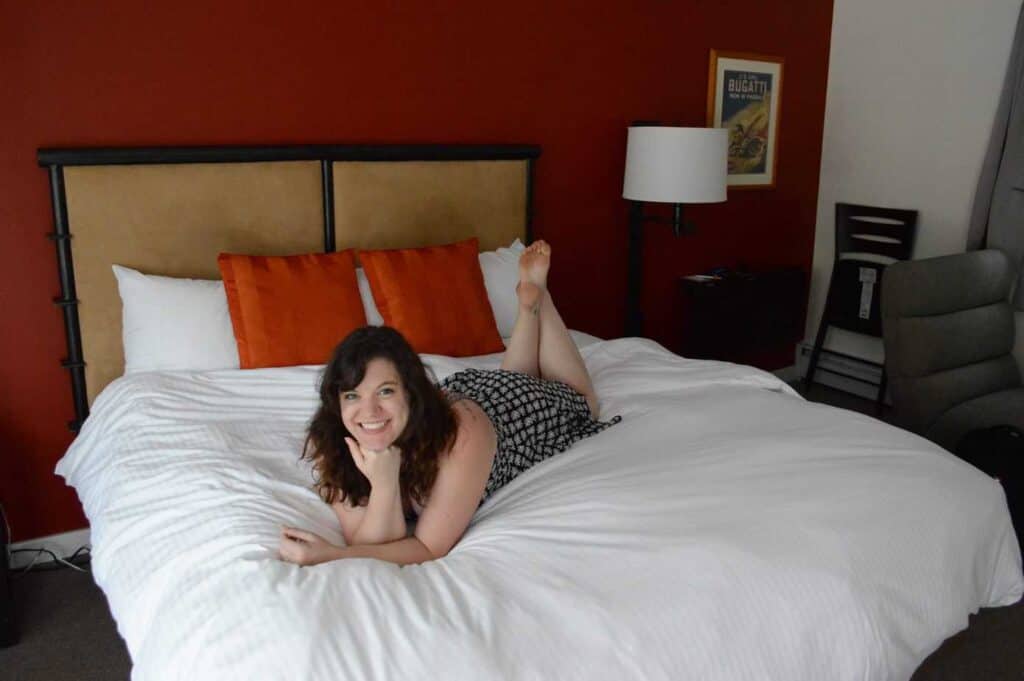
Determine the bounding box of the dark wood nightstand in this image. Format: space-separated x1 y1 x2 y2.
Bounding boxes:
678 267 807 368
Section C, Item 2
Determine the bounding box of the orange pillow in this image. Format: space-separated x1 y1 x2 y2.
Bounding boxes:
359 238 504 356
217 250 367 369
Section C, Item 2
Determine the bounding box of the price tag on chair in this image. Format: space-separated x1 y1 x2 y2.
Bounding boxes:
858 267 877 319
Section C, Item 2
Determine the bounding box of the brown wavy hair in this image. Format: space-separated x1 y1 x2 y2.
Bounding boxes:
303 326 458 508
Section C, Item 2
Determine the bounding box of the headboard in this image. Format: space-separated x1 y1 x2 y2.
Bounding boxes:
37 144 541 431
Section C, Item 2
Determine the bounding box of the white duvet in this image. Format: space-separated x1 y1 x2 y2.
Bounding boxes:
57 336 1023 681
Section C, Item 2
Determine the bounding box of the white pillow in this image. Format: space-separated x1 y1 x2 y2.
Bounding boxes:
356 267 385 326
356 239 526 337
479 238 526 337
112 265 240 373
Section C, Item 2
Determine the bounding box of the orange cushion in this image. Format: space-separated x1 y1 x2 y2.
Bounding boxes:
359 238 504 356
217 250 367 368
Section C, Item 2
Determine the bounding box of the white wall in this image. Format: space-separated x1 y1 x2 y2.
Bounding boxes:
807 0 1022 362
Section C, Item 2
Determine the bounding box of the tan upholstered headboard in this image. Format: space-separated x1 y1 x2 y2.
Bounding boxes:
332 161 527 252
38 144 540 430
64 161 325 408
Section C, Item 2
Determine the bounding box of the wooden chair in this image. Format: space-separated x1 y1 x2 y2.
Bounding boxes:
804 202 918 408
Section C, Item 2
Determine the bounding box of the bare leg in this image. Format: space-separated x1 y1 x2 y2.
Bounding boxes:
499 282 542 377
516 241 600 417
538 290 599 417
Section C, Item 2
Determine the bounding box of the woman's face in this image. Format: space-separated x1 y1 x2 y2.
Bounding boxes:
339 357 410 452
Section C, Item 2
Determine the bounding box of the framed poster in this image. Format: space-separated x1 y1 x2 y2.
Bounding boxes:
706 50 784 189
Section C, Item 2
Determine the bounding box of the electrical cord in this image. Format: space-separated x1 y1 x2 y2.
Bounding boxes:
2 508 92 576
11 546 91 577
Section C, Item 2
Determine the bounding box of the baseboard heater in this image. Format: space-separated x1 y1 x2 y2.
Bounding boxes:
794 342 890 403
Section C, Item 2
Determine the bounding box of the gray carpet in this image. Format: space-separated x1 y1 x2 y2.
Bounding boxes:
912 602 1024 680
0 563 131 680
0 383 1019 679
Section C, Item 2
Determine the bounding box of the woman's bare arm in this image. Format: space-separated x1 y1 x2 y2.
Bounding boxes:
281 527 434 566
412 401 495 558
333 483 407 546
331 439 407 545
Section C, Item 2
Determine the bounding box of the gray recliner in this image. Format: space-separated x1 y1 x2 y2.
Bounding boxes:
882 249 1024 451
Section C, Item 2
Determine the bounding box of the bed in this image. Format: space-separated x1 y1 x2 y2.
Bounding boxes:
41 144 1022 680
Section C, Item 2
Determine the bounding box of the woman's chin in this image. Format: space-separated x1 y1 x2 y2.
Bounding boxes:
354 433 393 452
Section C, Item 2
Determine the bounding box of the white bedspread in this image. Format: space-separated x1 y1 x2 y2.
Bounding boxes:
56 337 1023 681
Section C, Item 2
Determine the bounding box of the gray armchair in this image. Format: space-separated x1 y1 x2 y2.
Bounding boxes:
881 249 1024 451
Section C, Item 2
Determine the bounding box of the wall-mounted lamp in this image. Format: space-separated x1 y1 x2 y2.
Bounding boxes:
622 125 728 337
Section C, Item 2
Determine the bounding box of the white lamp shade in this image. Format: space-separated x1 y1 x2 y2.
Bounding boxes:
622 127 728 203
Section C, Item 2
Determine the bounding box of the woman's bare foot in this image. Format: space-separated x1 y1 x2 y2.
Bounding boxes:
519 240 551 291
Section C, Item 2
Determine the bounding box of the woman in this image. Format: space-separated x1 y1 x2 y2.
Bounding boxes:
279 241 618 567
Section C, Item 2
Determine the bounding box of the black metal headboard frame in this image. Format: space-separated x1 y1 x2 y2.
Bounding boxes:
36 143 542 432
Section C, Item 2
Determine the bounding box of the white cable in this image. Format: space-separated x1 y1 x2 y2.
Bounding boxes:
54 552 89 573
59 546 91 572
16 549 51 575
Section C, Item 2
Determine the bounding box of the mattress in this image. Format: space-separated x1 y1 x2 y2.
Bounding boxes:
56 335 1023 680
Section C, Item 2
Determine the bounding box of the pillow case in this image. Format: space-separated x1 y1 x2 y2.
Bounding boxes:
357 238 525 335
478 238 526 338
359 238 504 356
112 265 240 373
218 250 366 369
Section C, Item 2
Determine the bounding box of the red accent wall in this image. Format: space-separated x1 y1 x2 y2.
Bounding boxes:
0 1 834 540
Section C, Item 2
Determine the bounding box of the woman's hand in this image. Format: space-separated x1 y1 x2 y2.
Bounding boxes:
279 526 343 566
345 437 401 489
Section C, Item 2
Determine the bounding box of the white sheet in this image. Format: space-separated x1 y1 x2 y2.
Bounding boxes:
56 336 1023 681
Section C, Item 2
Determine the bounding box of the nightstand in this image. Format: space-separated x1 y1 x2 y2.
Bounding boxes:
678 267 807 368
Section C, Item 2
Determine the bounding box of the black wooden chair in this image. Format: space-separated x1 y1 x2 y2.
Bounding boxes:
804 202 918 408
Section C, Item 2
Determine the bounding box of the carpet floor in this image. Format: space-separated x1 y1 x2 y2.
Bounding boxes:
1 564 130 680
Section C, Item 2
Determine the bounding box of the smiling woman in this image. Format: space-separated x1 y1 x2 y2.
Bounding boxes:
281 242 621 567
303 327 461 516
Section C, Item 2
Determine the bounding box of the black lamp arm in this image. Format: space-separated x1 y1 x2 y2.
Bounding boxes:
632 202 696 237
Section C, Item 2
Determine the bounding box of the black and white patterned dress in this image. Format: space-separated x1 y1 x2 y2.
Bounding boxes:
439 368 621 500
